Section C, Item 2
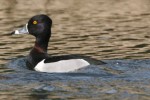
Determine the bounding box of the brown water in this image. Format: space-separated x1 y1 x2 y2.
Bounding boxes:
1 0 150 100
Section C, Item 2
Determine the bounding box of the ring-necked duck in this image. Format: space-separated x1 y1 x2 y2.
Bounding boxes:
11 14 105 73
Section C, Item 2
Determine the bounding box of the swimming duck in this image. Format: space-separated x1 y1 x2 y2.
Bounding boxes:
11 14 105 73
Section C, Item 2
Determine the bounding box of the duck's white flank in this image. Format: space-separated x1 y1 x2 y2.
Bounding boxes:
34 59 90 73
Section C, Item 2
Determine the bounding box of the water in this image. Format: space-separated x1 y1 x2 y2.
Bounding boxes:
1 0 150 99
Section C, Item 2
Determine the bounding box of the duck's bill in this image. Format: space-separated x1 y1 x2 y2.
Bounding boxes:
11 24 29 35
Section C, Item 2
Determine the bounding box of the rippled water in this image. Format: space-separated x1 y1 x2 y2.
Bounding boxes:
1 0 150 99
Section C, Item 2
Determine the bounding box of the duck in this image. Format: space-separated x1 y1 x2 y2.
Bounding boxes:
11 14 105 73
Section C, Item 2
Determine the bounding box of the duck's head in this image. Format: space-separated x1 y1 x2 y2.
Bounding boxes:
11 14 52 38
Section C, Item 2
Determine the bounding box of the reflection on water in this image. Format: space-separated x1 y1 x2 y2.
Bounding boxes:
1 0 150 99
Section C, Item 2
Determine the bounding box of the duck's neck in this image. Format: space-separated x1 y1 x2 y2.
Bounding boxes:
33 35 50 53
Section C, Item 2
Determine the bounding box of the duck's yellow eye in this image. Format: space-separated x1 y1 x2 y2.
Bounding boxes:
33 21 38 24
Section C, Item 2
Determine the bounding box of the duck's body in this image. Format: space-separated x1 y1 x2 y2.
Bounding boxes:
11 14 104 73
35 59 89 73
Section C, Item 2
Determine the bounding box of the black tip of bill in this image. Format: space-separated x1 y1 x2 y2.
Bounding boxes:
10 31 15 35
